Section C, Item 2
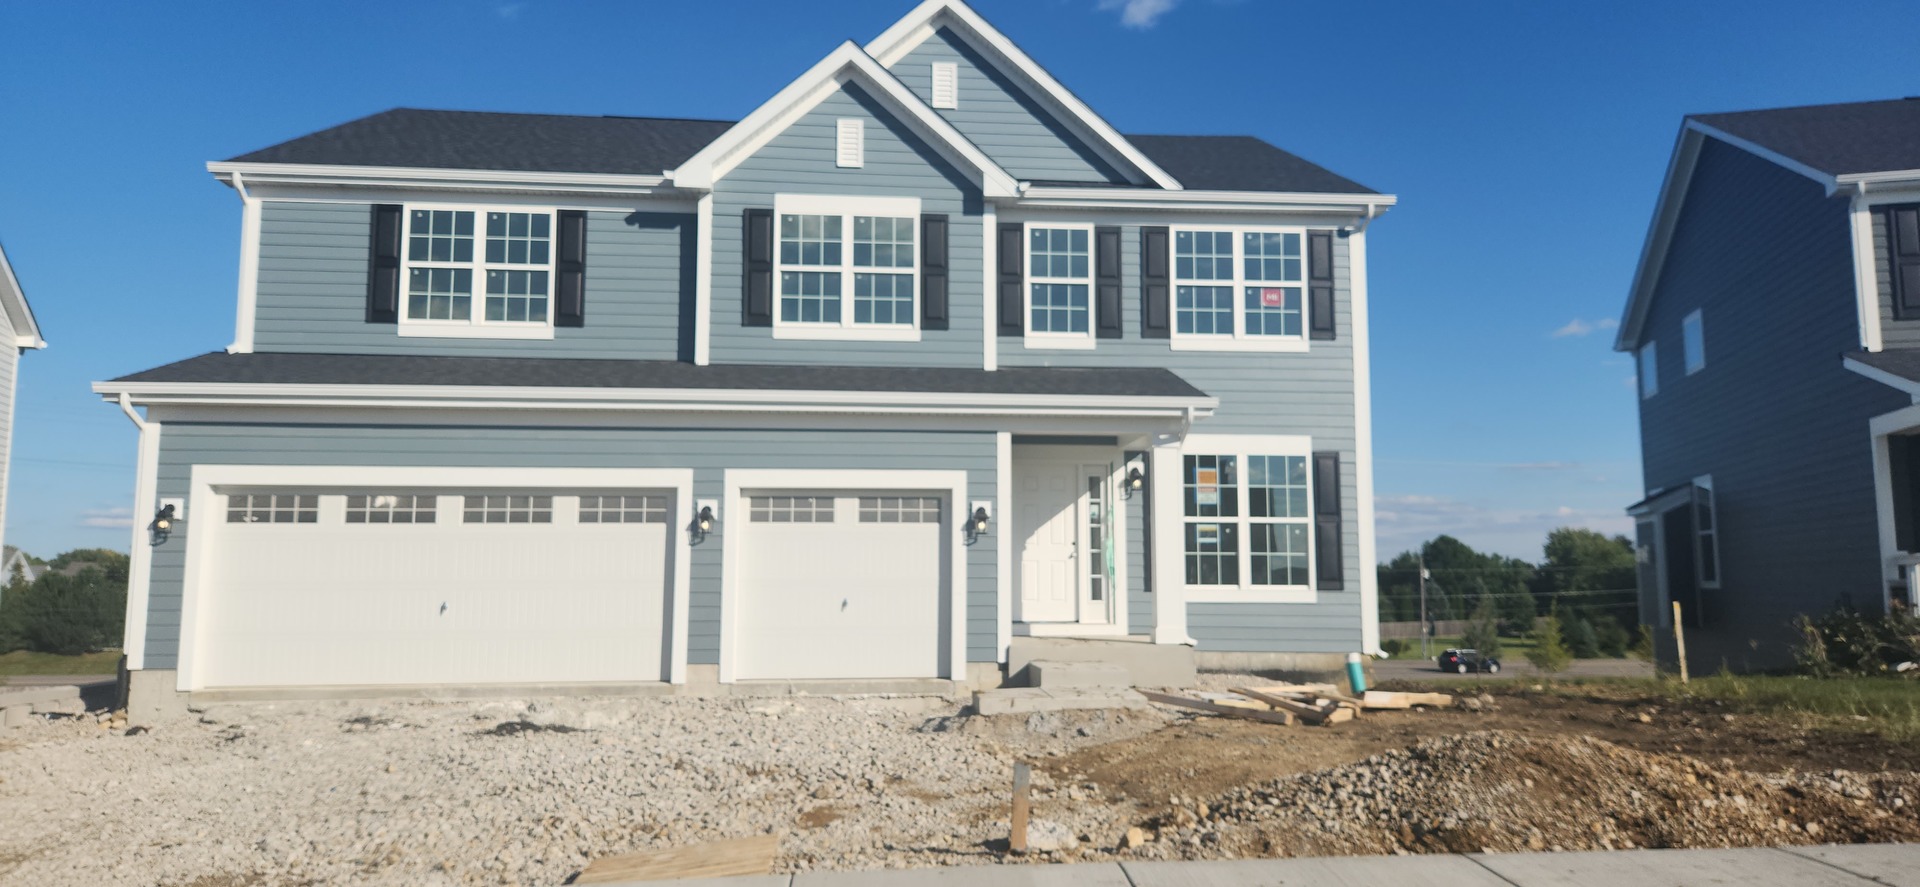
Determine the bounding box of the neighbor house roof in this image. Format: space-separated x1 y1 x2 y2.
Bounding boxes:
0 241 46 350
1693 98 1920 180
221 108 1380 195
105 351 1211 400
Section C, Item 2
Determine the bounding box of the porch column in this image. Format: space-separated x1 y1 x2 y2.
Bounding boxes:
1149 438 1192 645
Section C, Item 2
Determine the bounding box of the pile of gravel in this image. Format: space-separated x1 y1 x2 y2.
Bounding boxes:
1130 730 1920 859
0 696 1163 886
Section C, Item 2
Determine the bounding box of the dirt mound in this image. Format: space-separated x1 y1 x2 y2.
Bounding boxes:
1137 731 1920 859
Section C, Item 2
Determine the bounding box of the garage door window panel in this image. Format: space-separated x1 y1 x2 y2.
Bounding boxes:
580 494 669 524
858 496 942 523
749 496 835 523
227 493 319 524
463 495 553 524
345 494 437 524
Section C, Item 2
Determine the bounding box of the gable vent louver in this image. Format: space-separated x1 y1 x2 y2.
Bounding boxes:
931 62 958 109
836 118 864 168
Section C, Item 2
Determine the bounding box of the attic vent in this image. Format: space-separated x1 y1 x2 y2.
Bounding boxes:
836 118 864 168
931 62 958 109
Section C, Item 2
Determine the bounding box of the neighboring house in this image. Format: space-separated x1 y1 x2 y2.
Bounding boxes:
0 243 49 565
2 546 46 588
94 0 1393 708
1619 97 1920 673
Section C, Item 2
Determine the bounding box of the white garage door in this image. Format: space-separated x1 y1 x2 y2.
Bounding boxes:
196 489 674 688
734 492 946 680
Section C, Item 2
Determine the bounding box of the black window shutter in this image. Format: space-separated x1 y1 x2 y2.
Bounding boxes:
366 204 403 324
1140 226 1170 339
554 210 587 328
998 222 1024 337
1887 204 1920 319
1312 451 1345 590
1095 225 1123 339
743 208 774 327
1308 230 1336 340
921 214 949 331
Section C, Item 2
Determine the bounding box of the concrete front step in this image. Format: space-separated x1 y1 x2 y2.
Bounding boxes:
1028 659 1130 689
972 687 1148 716
1008 636 1196 688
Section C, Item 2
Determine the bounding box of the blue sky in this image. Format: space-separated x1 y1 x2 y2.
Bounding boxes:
2 0 1917 562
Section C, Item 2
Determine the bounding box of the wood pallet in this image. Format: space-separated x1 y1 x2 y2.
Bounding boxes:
575 834 780 883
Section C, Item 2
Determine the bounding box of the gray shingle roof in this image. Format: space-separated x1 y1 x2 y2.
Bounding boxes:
1847 349 1920 385
110 352 1210 400
1693 98 1920 178
223 108 1379 194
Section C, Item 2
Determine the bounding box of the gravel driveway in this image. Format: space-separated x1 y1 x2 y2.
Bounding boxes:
0 695 1168 886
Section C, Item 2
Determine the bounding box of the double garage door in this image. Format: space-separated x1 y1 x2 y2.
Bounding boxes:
198 488 675 688
193 483 950 688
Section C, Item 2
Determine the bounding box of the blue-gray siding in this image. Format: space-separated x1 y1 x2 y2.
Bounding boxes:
708 82 985 367
1001 222 1363 653
889 27 1127 184
1635 137 1907 671
142 423 998 670
252 202 694 360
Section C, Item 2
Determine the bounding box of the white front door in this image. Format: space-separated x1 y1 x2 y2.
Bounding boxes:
1015 459 1085 623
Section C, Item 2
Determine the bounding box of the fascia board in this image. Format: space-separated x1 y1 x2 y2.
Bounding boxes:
1014 187 1396 214
1844 356 1920 398
0 243 44 348
1616 125 1703 353
1684 120 1838 192
207 161 671 196
865 0 1183 191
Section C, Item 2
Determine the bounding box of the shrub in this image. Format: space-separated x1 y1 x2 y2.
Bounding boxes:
1794 606 1920 677
1460 598 1504 658
1527 611 1574 673
1564 615 1601 659
0 567 125 656
1380 638 1410 657
1594 615 1630 658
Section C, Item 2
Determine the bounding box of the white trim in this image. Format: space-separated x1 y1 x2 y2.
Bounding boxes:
1175 433 1318 605
1873 422 1903 608
0 242 45 350
1147 438 1192 644
208 162 671 197
995 431 1012 662
1852 194 1884 351
396 324 555 341
173 465 695 691
1021 222 1097 349
1690 474 1721 590
672 42 1018 198
771 193 924 342
227 178 261 354
718 468 970 682
1168 225 1312 353
396 203 559 338
1349 229 1380 654
1015 186 1396 213
981 205 998 370
694 194 714 366
1682 308 1705 375
121 411 160 670
1843 355 1920 397
865 0 1183 190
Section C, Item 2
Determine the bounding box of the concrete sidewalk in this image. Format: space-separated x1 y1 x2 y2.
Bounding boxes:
618 844 1920 886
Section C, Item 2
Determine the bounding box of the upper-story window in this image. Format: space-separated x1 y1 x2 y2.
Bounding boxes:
401 205 556 340
1171 227 1308 352
1639 342 1659 399
1683 309 1705 375
772 195 921 341
1025 224 1094 349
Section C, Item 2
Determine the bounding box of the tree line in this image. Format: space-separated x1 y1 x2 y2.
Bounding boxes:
0 549 128 656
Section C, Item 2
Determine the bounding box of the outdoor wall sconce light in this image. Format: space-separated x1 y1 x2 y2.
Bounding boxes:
1124 459 1147 499
965 500 993 543
150 503 177 545
691 499 719 544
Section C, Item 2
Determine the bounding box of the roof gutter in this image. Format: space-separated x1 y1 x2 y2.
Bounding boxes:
1013 186 1396 215
207 161 676 197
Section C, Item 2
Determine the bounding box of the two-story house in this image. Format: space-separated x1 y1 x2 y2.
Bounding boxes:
0 243 48 561
1620 98 1920 673
96 0 1393 714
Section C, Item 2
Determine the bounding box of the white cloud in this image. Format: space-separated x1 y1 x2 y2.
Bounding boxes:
79 507 133 529
1098 0 1179 29
1552 317 1618 339
1374 493 1631 561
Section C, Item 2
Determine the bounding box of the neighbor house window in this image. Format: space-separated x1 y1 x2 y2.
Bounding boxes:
1693 477 1719 588
462 495 553 524
1026 224 1093 344
1172 228 1306 350
773 195 920 340
1639 342 1659 399
1683 309 1705 375
1181 436 1317 599
227 493 318 524
402 205 555 336
345 494 437 524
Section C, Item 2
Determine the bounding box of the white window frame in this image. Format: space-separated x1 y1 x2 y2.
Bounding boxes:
1640 342 1659 399
1693 474 1720 589
1683 309 1705 375
397 202 558 341
771 194 922 342
1178 433 1317 604
1022 222 1097 350
1168 225 1311 353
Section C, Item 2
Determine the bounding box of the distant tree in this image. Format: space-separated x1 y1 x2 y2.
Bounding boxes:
1535 528 1637 627
1564 614 1600 659
1460 596 1504 658
1593 614 1630 658
10 567 124 655
1527 610 1574 673
47 549 129 584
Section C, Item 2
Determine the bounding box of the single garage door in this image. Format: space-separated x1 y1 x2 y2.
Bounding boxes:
196 489 674 688
734 492 946 680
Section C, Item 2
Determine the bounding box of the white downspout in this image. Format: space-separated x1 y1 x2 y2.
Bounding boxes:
116 393 159 671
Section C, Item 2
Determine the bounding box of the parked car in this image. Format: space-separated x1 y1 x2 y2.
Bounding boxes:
1438 648 1501 674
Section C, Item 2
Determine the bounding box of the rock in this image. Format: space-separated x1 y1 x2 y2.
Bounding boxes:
1023 819 1078 852
1120 826 1148 849
1025 712 1059 735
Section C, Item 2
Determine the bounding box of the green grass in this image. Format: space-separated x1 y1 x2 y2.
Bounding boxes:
0 650 121 677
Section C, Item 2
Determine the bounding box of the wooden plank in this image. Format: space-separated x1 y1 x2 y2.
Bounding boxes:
1141 690 1295 725
1252 684 1366 708
575 834 780 883
1232 687 1335 724
1193 691 1275 711
1321 705 1356 724
1361 690 1455 710
1011 762 1030 853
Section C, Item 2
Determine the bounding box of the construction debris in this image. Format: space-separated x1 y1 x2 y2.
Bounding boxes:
1361 690 1454 710
1142 685 1450 726
574 834 780 883
1139 691 1295 725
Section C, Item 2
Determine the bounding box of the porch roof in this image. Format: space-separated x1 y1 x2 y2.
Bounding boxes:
1846 349 1920 391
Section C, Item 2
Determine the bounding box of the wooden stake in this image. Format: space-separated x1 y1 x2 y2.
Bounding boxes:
1010 762 1030 853
1672 601 1689 684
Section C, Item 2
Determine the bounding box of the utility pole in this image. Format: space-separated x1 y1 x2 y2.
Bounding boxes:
1418 554 1430 659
